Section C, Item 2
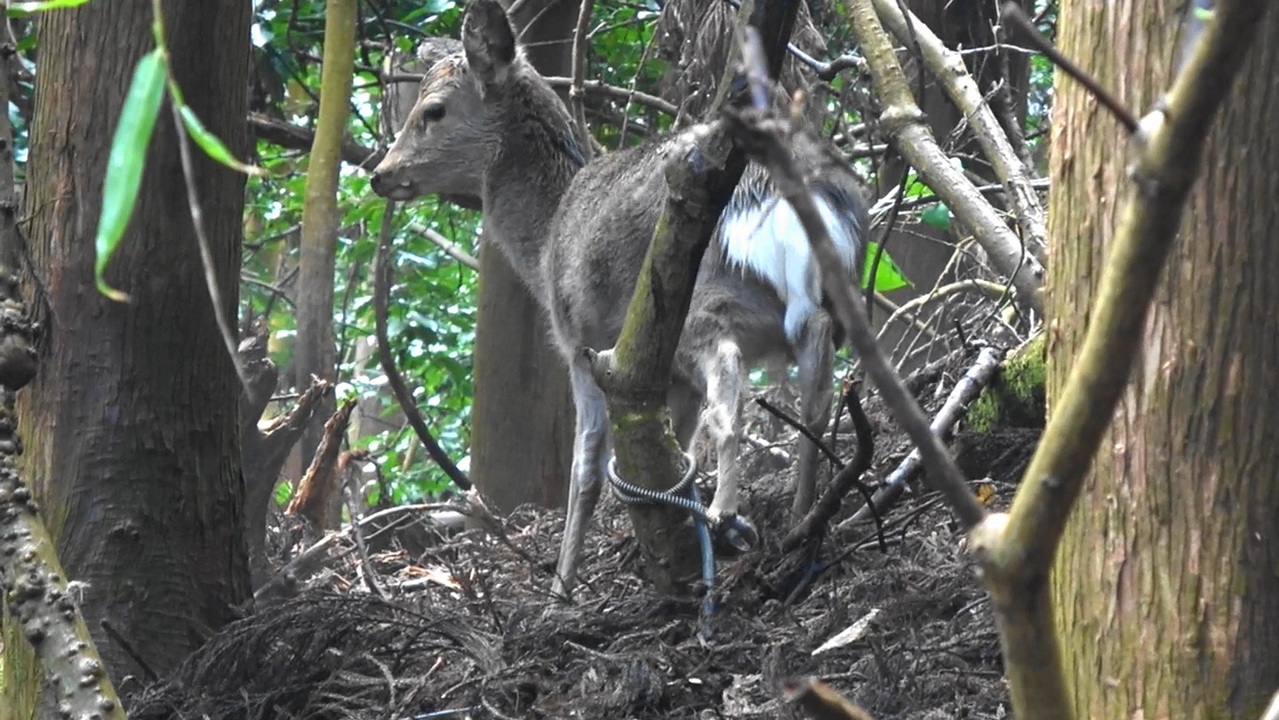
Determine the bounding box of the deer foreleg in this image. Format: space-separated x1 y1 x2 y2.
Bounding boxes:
700 339 759 553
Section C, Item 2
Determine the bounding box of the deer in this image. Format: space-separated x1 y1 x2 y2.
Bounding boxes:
369 0 869 598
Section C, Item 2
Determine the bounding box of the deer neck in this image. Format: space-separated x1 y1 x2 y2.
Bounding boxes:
480 115 585 304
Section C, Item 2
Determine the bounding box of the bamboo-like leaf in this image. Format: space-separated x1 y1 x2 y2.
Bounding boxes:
177 103 265 176
7 0 92 15
94 48 167 301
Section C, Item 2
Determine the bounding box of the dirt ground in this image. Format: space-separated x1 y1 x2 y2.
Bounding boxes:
128 347 1040 719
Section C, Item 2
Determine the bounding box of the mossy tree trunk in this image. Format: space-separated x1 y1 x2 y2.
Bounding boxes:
1 0 252 715
1048 3 1279 716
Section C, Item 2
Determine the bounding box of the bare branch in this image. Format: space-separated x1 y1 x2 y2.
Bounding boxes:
543 76 679 116
374 201 473 491
873 0 1048 260
844 0 1045 314
568 0 594 161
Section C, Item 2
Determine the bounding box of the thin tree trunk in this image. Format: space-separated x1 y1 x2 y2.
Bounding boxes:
1 0 252 713
467 0 579 513
1050 3 1279 716
294 0 358 527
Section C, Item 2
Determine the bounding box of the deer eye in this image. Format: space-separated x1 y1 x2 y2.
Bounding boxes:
421 102 446 122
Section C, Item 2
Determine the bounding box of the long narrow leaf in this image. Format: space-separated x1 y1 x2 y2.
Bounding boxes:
94 48 166 301
177 104 265 176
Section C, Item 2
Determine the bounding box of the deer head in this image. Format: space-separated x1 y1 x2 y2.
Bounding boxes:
369 0 581 208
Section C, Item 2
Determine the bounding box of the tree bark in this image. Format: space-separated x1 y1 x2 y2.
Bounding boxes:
467 0 578 513
294 0 358 528
1 0 252 713
1050 3 1279 717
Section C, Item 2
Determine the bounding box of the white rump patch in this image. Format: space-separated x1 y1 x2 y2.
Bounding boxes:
718 194 862 343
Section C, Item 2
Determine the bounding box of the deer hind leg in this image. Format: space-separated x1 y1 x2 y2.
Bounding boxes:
790 310 836 520
700 339 759 553
552 359 611 599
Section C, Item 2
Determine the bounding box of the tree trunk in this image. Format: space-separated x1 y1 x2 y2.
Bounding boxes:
467 0 578 513
294 0 358 528
1049 3 1279 717
2 0 252 714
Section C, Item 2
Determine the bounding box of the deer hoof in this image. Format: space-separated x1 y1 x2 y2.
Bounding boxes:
713 514 759 556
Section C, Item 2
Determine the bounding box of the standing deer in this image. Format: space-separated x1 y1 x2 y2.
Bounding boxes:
370 0 868 597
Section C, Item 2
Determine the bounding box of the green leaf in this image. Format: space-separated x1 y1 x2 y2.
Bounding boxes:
94 48 167 302
862 242 912 293
7 0 91 16
178 104 266 176
920 202 952 230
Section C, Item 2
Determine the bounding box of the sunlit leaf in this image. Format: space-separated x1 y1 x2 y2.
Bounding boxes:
94 48 167 302
178 104 266 176
8 0 92 16
862 242 912 293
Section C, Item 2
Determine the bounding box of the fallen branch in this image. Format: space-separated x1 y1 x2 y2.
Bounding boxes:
840 345 1005 527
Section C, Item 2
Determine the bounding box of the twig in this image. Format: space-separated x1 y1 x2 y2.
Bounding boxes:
1000 2 1139 134
875 278 1009 341
341 451 386 599
782 383 879 552
373 201 473 491
568 0 594 161
754 396 842 469
253 501 456 604
411 224 479 270
544 76 678 116
170 101 253 392
99 619 158 681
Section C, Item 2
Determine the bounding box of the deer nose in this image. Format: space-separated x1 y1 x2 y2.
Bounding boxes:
369 170 394 197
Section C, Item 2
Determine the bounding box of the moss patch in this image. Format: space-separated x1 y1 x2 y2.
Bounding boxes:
968 334 1047 433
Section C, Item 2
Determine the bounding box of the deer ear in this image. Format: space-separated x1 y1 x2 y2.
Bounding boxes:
462 0 517 87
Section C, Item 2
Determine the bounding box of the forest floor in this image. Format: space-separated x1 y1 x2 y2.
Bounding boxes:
130 347 1042 720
